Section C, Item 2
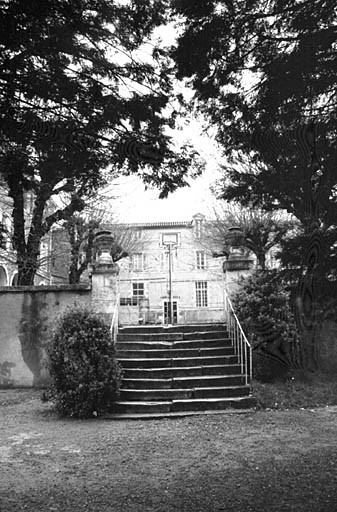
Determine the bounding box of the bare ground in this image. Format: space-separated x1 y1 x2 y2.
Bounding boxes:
1 389 337 512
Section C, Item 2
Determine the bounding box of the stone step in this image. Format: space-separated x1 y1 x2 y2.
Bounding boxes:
118 323 227 334
117 331 229 342
183 331 229 341
118 332 184 342
121 364 242 379
117 347 235 359
117 355 238 369
120 388 192 401
171 397 256 412
119 385 250 401
122 374 246 389
113 322 254 416
115 338 232 351
114 396 256 414
194 386 249 399
115 400 172 414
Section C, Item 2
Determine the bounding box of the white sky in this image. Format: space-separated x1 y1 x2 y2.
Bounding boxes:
109 169 221 223
103 120 224 223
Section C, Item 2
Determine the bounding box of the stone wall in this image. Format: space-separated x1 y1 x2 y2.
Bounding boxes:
0 285 90 387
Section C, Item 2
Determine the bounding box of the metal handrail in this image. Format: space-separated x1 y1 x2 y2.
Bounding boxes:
110 293 120 346
223 288 252 387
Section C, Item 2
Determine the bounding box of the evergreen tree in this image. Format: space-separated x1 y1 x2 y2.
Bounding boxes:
0 0 200 284
172 0 337 368
171 0 337 229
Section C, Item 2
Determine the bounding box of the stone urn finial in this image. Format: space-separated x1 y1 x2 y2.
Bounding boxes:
93 231 118 272
225 226 244 248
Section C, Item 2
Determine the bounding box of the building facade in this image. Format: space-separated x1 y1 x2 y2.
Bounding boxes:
48 213 278 326
117 214 230 325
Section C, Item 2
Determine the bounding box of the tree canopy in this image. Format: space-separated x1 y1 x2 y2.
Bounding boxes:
0 0 201 284
171 0 337 227
172 0 337 142
172 0 337 368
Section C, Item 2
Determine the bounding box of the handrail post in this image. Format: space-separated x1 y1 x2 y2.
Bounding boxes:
110 293 120 347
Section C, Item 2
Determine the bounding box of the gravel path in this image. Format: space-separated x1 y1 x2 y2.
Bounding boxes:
1 389 337 511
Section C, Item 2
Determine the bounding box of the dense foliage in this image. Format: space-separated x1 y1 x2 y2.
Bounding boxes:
172 0 337 368
48 305 122 418
172 0 336 152
0 0 201 285
232 270 300 381
172 0 337 260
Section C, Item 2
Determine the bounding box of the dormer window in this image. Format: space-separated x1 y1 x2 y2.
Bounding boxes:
195 220 202 238
193 214 205 239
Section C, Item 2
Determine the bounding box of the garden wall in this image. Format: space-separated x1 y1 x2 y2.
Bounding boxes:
317 321 337 374
0 285 91 387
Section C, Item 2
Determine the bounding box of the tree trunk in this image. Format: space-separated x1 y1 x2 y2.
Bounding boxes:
17 259 39 286
8 166 38 285
68 261 82 284
17 227 42 286
9 168 51 285
67 219 96 284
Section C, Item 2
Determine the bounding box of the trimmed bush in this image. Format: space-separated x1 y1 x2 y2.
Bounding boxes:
48 305 122 418
232 270 300 382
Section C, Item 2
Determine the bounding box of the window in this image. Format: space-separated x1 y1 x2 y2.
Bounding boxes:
132 253 146 271
120 283 145 306
120 297 139 306
196 251 206 269
0 212 11 250
132 282 145 304
133 282 144 297
196 281 208 307
0 222 5 250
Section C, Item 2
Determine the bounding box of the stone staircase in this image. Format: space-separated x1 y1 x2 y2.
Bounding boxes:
113 323 256 417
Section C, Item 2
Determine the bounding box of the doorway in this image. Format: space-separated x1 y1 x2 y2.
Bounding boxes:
163 301 178 324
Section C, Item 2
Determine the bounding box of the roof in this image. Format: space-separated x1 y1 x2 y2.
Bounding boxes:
122 221 192 229
98 214 206 231
99 221 193 230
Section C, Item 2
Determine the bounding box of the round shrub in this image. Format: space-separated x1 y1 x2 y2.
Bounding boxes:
48 305 122 418
231 270 300 382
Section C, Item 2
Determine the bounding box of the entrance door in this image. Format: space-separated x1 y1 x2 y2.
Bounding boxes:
164 301 178 324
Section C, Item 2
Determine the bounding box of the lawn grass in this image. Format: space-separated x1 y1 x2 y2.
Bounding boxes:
2 388 337 511
253 371 337 410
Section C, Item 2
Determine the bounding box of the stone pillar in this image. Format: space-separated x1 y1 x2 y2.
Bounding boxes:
223 249 254 296
90 232 119 320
